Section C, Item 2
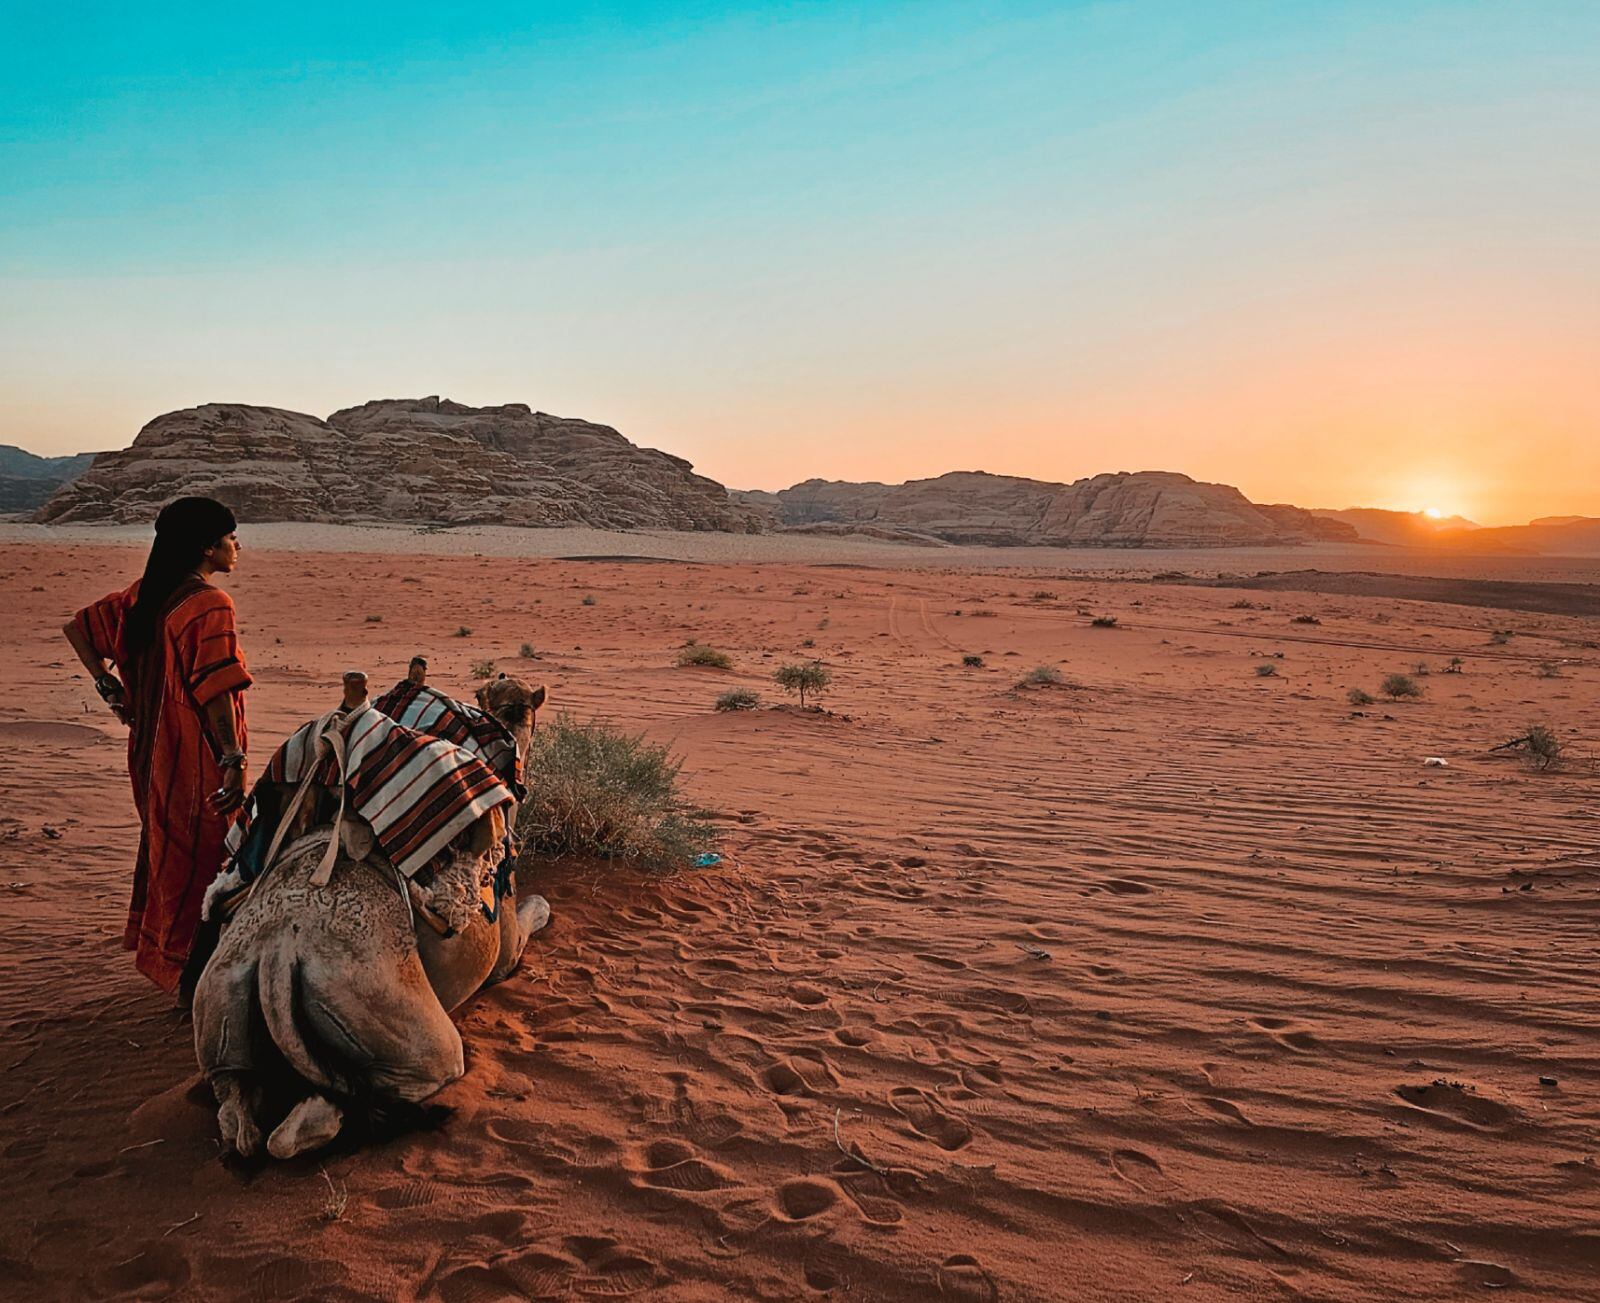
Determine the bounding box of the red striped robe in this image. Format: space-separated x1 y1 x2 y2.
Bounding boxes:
75 579 251 992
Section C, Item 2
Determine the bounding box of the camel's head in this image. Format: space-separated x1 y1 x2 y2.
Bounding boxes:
476 672 547 760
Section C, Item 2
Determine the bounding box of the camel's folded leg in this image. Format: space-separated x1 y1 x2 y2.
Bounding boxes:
213 1074 265 1159
267 1094 344 1159
193 956 268 1157
297 948 466 1103
488 869 550 985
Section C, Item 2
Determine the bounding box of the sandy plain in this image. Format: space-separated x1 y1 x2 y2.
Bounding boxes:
1 526 1598 1301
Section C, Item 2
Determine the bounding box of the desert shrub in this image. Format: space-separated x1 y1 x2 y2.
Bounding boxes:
470 658 496 679
1445 657 1464 673
581 595 597 606
714 689 760 713
1347 688 1375 706
1497 724 1564 771
1412 661 1431 676
1031 590 1057 601
1019 665 1063 687
963 654 984 668
516 714 713 867
454 625 472 638
774 661 832 707
1382 673 1422 700
1090 616 1118 628
1537 661 1562 678
677 644 733 670
1291 614 1321 625
1230 599 1262 610
1489 629 1512 645
801 638 816 648
519 642 538 659
1255 663 1278 677
365 614 383 623
1523 724 1563 770
970 609 998 618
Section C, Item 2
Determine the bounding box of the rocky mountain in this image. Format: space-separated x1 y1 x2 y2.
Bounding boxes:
0 445 98 513
36 398 763 532
1310 508 1479 547
737 471 1358 547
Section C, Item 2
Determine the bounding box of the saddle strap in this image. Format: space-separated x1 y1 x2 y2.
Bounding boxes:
310 719 350 888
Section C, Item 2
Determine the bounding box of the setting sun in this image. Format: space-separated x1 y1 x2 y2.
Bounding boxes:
1422 507 1444 520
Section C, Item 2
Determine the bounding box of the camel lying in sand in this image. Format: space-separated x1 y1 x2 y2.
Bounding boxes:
192 664 548 1159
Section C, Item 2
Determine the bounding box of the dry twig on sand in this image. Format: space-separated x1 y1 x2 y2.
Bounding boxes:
833 1107 889 1175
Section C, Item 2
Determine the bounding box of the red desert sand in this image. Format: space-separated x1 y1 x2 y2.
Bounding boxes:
1 534 1597 1301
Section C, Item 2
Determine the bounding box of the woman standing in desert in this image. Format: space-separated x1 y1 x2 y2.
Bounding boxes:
63 496 252 998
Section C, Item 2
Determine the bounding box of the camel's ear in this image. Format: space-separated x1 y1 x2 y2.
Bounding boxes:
529 685 547 710
408 656 428 685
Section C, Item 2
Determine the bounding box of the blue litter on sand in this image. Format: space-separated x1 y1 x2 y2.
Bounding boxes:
694 852 723 868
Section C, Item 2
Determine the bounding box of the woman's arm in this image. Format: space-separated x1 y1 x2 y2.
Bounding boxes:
62 619 131 725
203 691 246 813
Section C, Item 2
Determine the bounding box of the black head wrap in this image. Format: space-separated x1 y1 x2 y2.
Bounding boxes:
125 497 237 655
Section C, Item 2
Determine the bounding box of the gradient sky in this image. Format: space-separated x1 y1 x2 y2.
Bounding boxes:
3 2 1597 524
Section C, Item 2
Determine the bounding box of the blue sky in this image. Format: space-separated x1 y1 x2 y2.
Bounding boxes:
3 2 1598 520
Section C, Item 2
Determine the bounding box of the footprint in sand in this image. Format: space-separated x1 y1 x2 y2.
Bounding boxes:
914 952 968 971
1108 1147 1173 1192
937 1254 998 1301
775 1177 841 1222
1248 1016 1321 1053
1393 1081 1516 1131
97 1243 192 1298
1193 1095 1253 1126
1101 878 1153 895
889 1087 972 1151
628 1139 735 1193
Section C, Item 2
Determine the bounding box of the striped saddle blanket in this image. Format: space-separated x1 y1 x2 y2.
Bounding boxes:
372 679 524 798
210 699 515 919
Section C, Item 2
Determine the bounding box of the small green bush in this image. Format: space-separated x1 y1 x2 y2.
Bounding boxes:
677 644 733 670
365 614 383 623
1019 665 1063 687
1291 614 1320 625
962 654 984 668
714 689 760 713
519 642 538 659
516 714 713 868
1445 657 1464 674
1347 688 1375 706
774 661 832 707
1489 629 1512 645
1382 673 1422 700
454 625 472 638
1537 661 1562 679
1090 616 1118 629
581 595 596 606
470 658 496 679
1031 590 1058 601
1255 663 1278 677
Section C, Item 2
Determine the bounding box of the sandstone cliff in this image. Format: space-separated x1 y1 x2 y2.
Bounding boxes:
738 471 1358 547
37 398 762 532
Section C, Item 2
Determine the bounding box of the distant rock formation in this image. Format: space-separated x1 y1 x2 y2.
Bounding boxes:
0 445 98 513
737 471 1358 548
37 398 763 532
1311 508 1479 547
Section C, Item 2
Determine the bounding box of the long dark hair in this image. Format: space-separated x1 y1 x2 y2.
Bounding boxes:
125 497 237 656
